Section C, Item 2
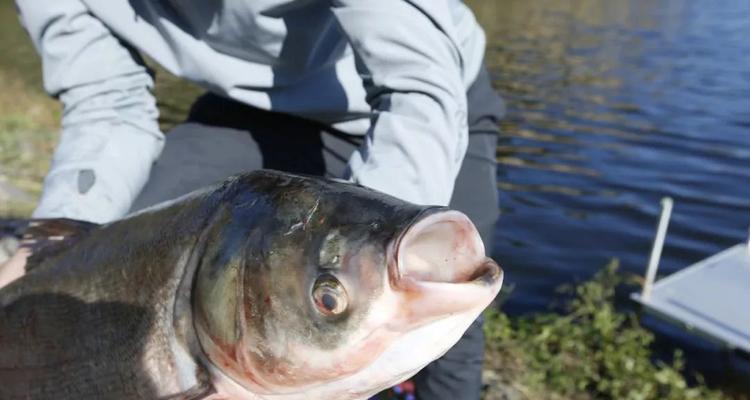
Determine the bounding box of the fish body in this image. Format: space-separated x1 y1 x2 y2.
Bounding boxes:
0 170 502 399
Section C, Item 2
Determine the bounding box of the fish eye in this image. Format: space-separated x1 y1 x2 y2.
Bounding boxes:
312 275 348 316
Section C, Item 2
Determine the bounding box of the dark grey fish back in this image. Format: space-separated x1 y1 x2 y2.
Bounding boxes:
22 218 100 271
0 182 222 399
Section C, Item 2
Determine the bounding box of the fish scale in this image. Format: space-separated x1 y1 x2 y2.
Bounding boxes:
0 190 214 399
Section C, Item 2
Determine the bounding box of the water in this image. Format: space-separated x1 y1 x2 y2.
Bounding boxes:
2 0 750 388
468 0 750 384
473 0 750 307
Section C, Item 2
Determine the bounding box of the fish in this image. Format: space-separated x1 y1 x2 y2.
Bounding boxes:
0 170 503 400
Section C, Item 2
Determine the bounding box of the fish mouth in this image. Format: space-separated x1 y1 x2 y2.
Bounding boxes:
390 209 503 289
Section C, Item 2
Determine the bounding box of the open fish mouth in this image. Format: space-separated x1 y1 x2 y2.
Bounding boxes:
391 209 503 290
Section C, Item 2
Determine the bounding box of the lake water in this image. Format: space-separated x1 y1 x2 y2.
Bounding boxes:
469 0 750 385
2 0 749 389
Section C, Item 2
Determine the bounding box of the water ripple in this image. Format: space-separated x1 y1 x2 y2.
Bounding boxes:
467 0 750 336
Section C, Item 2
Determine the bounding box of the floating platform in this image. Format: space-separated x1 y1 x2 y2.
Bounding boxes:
631 198 750 355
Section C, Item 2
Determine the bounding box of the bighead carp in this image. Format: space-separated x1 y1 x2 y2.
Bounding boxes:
0 170 502 399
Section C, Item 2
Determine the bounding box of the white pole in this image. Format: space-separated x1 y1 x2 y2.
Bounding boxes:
642 197 673 301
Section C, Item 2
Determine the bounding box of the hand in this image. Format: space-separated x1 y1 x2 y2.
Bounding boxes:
0 247 29 289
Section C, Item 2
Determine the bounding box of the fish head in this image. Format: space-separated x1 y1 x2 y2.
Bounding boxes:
192 171 503 399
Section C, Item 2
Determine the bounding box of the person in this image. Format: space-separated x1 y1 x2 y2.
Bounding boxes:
9 0 504 398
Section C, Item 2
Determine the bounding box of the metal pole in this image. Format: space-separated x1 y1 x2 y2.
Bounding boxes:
642 197 673 301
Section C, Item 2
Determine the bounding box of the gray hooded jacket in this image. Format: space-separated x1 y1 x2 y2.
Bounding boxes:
16 0 487 223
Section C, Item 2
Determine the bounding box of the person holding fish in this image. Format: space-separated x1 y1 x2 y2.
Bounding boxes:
5 0 504 398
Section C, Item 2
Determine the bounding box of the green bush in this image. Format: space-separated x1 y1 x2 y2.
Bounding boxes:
483 259 741 400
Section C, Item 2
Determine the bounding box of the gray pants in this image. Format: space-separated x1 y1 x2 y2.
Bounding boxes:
132 67 503 399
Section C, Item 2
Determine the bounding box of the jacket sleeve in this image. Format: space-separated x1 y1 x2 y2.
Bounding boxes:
331 0 469 206
16 0 164 223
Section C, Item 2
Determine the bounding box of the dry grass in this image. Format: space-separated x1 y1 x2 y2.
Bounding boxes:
0 2 60 216
0 68 59 216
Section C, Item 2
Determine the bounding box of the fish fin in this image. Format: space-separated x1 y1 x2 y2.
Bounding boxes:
21 218 99 271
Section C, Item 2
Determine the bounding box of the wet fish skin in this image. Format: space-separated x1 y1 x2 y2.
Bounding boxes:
191 172 436 394
0 170 502 399
0 175 220 399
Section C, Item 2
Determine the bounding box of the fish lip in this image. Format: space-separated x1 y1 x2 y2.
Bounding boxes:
467 257 503 285
388 208 503 289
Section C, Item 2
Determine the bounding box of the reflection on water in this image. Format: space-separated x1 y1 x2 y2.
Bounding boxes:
468 0 750 382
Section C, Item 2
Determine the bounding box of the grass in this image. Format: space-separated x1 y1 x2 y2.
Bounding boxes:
0 68 59 216
0 3 61 215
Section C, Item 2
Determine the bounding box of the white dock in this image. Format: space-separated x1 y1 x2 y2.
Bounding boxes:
631 198 750 355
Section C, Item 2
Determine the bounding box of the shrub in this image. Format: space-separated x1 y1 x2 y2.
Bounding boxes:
482 259 739 400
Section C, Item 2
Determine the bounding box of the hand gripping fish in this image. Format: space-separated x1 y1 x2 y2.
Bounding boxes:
0 170 503 400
